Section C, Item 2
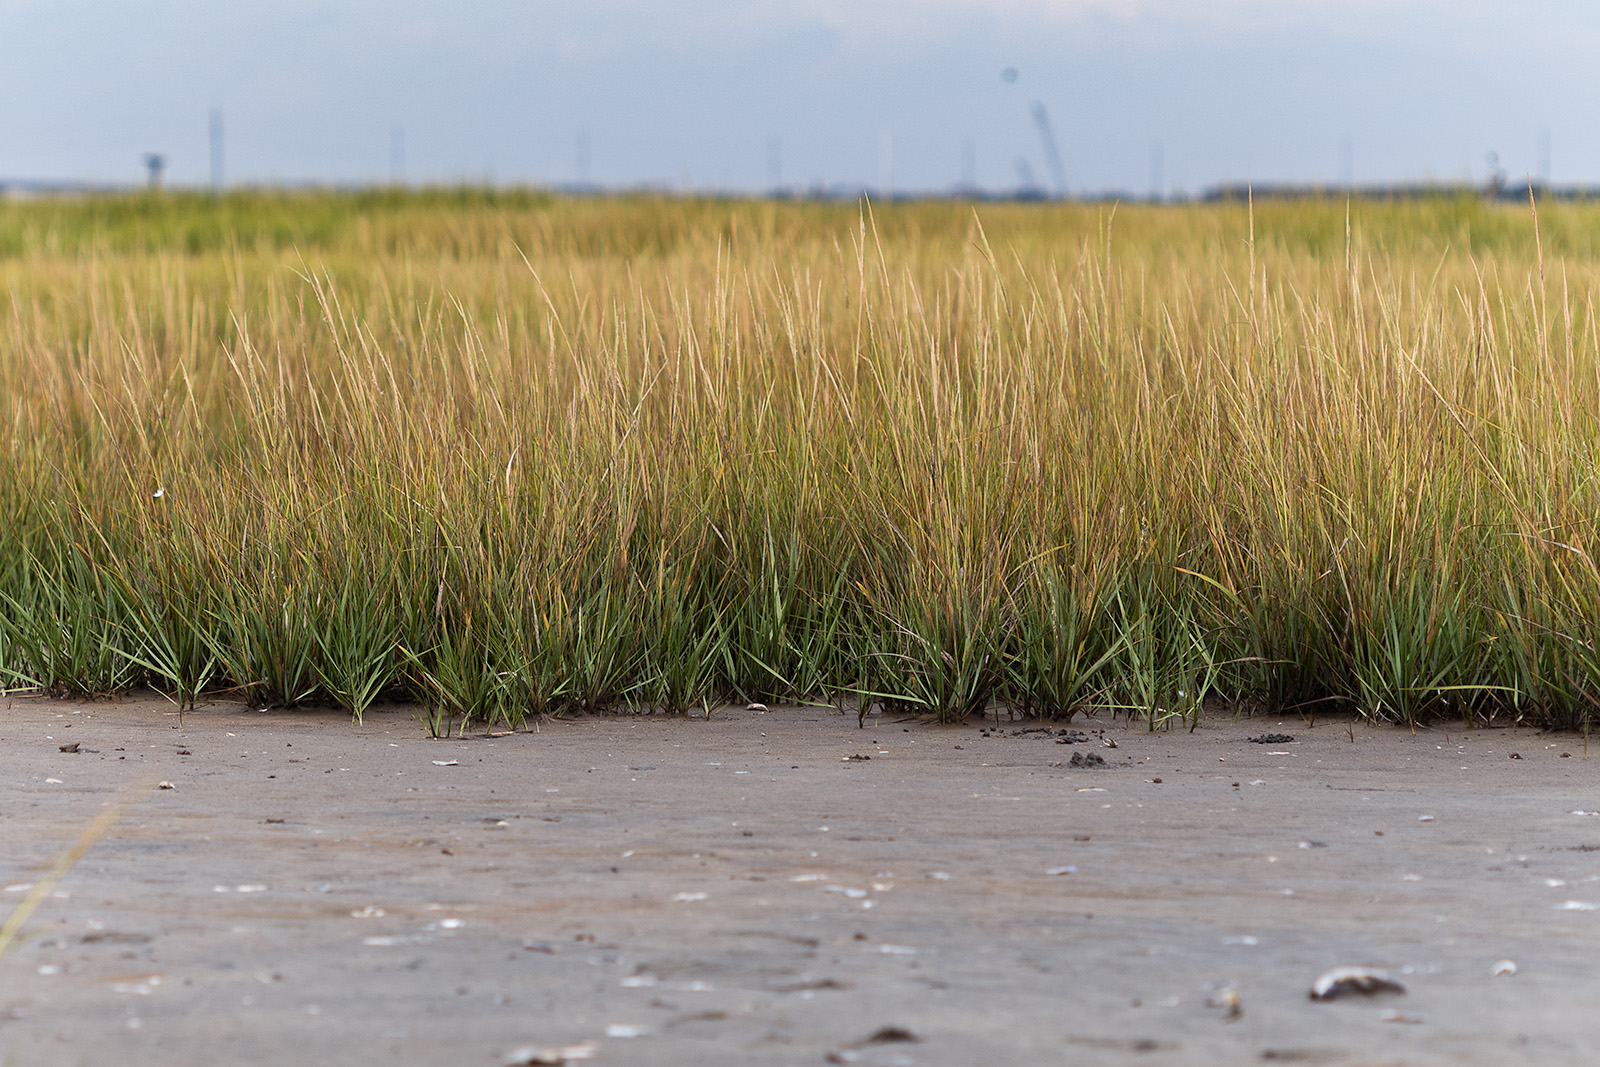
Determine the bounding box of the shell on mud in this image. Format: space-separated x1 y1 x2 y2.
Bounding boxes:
1207 987 1243 1021
504 1042 597 1066
1309 966 1406 1000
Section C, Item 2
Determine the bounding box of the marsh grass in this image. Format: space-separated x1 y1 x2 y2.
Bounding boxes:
3 189 1600 733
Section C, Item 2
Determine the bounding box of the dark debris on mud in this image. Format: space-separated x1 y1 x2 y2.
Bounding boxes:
980 727 1090 744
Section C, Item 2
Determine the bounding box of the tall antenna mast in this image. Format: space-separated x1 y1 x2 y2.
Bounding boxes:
1030 102 1067 199
209 109 224 191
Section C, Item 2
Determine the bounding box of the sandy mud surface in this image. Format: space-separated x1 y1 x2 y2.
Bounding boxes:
2 696 1598 1066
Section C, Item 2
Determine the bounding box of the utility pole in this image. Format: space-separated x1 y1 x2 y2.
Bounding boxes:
878 128 894 198
1485 150 1506 199
209 109 224 191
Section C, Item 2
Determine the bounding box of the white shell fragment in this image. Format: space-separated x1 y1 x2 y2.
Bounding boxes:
1491 959 1518 977
112 975 161 995
503 1043 597 1066
431 760 459 767
156 781 175 790
746 703 769 711
1309 966 1406 1000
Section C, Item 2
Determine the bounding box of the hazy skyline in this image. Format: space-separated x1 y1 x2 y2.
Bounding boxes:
2 0 1596 195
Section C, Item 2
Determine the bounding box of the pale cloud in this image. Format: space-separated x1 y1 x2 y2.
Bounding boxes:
957 0 1470 36
616 0 1471 53
811 0 1457 35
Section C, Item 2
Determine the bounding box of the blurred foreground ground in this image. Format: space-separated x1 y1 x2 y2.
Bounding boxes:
1 697 1597 1066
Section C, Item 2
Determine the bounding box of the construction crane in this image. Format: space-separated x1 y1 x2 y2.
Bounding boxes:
1030 101 1068 199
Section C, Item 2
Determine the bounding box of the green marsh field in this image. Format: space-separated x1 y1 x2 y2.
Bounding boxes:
3 190 1599 733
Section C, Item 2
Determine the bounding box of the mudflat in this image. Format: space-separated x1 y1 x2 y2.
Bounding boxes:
2 696 1598 1066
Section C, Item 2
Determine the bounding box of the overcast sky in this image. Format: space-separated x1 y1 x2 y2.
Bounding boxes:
2 0 1596 195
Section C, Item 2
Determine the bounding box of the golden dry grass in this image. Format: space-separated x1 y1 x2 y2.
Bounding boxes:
2 189 1598 731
